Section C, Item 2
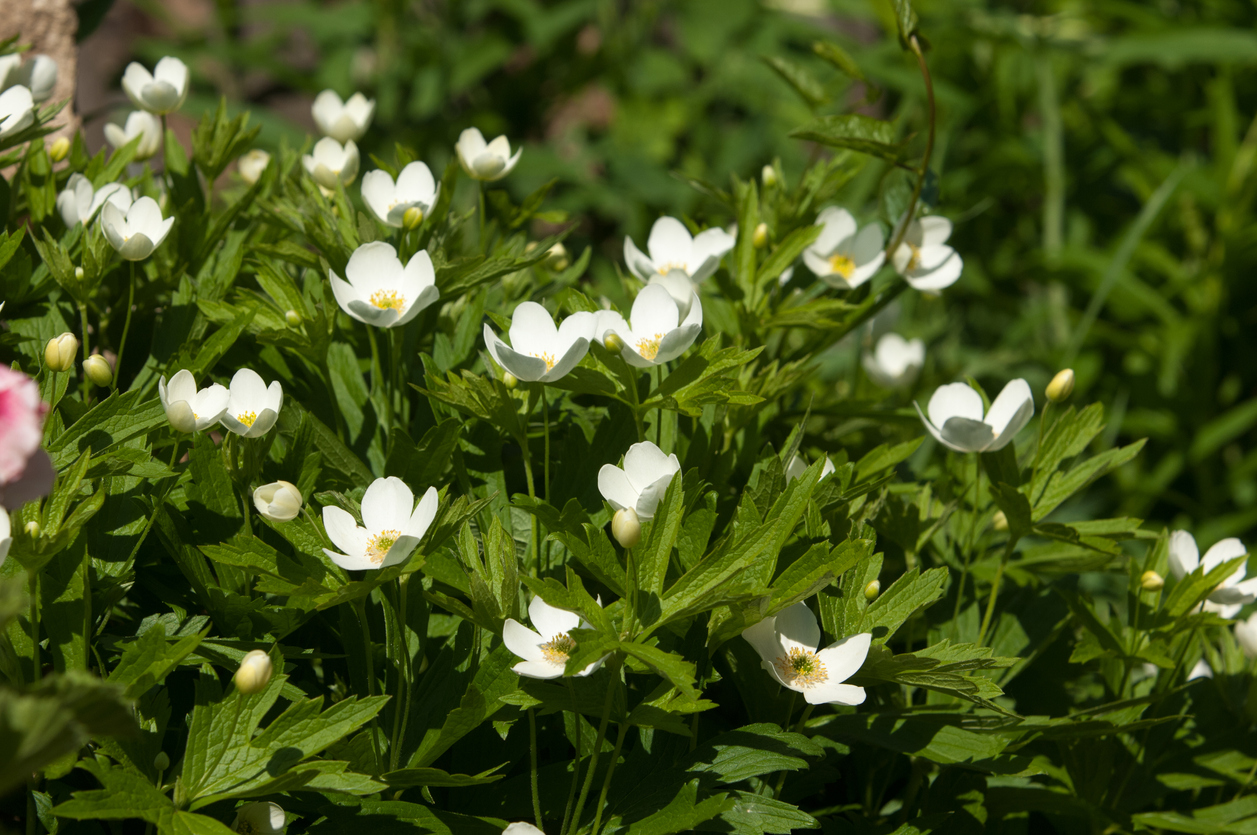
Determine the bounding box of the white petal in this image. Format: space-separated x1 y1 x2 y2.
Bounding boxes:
816 633 871 684
323 505 366 558
541 337 590 382
513 660 564 680
624 235 656 281
346 241 402 290
396 161 436 203
927 382 983 428
503 619 546 663
1167 530 1200 579
984 378 1035 436
408 486 440 539
529 596 581 640
630 284 680 339
803 682 866 706
361 476 416 534
941 417 996 453
918 215 953 246
814 207 856 253
488 339 550 382
623 441 676 493
1202 538 1248 573
774 602 820 655
646 217 693 268
361 169 397 226
906 250 963 291
508 301 558 358
598 465 637 512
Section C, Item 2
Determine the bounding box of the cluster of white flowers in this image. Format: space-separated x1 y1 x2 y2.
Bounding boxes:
158 368 283 438
0 51 56 141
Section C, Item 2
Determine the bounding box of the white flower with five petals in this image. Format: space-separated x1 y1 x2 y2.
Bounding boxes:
916 379 1034 453
121 57 189 115
503 596 607 680
56 174 133 228
361 162 439 228
330 242 439 329
597 440 681 521
101 197 174 261
158 369 228 433
322 477 438 571
624 217 733 314
742 602 871 705
863 333 925 389
1167 530 1254 619
0 85 34 140
483 303 595 383
312 90 375 143
455 128 521 181
104 111 162 160
220 369 283 438
802 207 885 289
892 215 962 291
593 285 702 369
303 137 360 190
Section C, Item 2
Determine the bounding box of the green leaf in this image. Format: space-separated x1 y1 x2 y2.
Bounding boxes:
107 625 207 699
856 567 948 644
761 55 828 108
789 115 905 162
381 765 505 788
989 482 1032 539
812 41 865 81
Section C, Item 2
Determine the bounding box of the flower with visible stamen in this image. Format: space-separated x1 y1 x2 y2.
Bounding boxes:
503 596 607 679
802 207 885 289
303 137 360 190
322 477 439 571
483 302 595 383
593 284 702 369
330 242 439 329
623 217 734 316
101 196 174 261
361 162 438 228
220 369 283 438
455 128 521 181
892 215 962 291
742 602 871 705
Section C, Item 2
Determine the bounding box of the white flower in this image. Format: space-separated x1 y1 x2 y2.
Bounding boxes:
158 369 229 433
916 379 1034 453
483 303 595 383
1167 530 1254 618
361 162 438 228
56 174 133 227
101 196 174 261
18 55 56 103
330 242 439 329
234 650 274 695
1187 658 1213 681
322 477 438 571
220 369 283 438
103 110 162 160
593 284 702 369
863 333 924 389
303 137 360 190
0 506 10 568
455 127 521 181
121 56 189 115
802 207 885 289
892 215 962 291
238 149 270 185
742 602 871 705
503 596 607 680
597 441 681 521
786 454 835 483
312 89 375 143
0 85 34 140
624 217 734 313
254 481 303 523
1237 613 1257 658
0 55 18 89
502 825 544 835
230 801 285 834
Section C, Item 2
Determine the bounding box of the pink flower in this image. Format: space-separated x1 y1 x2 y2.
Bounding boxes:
0 366 54 508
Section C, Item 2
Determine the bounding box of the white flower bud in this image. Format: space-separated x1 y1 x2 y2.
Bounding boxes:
253 481 303 522
238 149 271 185
611 507 641 549
44 333 78 372
761 164 778 188
1046 368 1075 403
752 222 769 249
83 355 114 387
545 242 569 271
48 137 70 163
992 511 1008 532
603 333 624 353
74 266 84 281
285 310 302 327
231 801 285 834
864 580 880 601
234 650 273 695
502 372 518 390
153 751 170 771
402 206 424 230
24 521 40 537
1140 570 1164 592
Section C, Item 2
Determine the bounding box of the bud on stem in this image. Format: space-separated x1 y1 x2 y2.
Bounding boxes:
44 333 78 372
1047 368 1075 403
612 508 642 549
234 650 273 695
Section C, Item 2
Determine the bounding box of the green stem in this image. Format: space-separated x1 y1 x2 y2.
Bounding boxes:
568 657 622 835
477 182 486 248
390 327 404 445
353 596 383 774
884 35 936 259
366 327 391 439
1030 401 1052 503
624 546 637 638
395 578 413 770
529 708 544 830
590 723 629 835
78 301 92 405
771 693 801 800
114 262 136 388
976 537 1016 647
28 570 39 683
240 488 253 538
950 457 981 638
621 357 645 443
560 680 582 835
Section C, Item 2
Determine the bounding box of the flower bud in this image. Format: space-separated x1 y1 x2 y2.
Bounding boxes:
230 801 285 834
1046 368 1074 403
285 309 302 327
253 481 303 522
761 164 778 188
153 751 170 772
83 355 114 387
611 507 641 549
74 266 84 281
752 222 769 249
603 333 624 353
864 579 880 601
24 521 40 537
238 149 271 185
48 137 70 163
234 650 273 695
545 242 569 271
1141 570 1164 592
502 372 518 390
402 206 424 230
44 333 78 372
992 511 1008 532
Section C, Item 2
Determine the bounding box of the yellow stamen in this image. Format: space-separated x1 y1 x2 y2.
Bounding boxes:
370 289 405 311
532 352 556 371
236 411 257 427
828 253 855 279
366 529 402 565
905 242 922 272
636 333 664 361
656 261 687 275
774 646 828 688
541 633 577 665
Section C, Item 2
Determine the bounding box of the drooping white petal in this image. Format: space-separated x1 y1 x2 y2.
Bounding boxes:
816 633 871 684
1167 530 1200 579
802 681 866 706
323 505 367 559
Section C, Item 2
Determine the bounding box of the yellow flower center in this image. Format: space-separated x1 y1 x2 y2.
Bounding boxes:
533 352 556 371
657 261 687 275
775 647 828 688
541 633 577 665
366 529 402 565
636 334 664 361
828 253 855 278
370 290 405 311
236 411 257 427
905 242 922 272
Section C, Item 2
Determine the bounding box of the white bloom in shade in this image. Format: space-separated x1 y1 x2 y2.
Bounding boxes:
502 825 544 835
238 149 270 185
18 55 57 103
786 454 835 483
597 440 681 521
742 602 871 705
158 369 229 433
361 162 438 228
103 110 162 160
1167 530 1254 618
330 242 439 329
322 478 439 571
916 379 1034 453
455 127 521 181
892 215 962 291
0 506 10 568
624 217 734 313
303 137 360 189
1188 658 1213 681
503 596 607 680
220 369 284 438
101 196 173 261
0 85 34 140
312 89 375 143
231 801 285 834
121 56 189 114
802 207 885 289
863 333 925 389
56 174 133 227
594 285 702 369
483 303 595 384
1237 613 1257 658
253 481 303 523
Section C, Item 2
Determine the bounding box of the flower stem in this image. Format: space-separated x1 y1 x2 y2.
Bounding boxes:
560 680 582 835
78 301 92 405
353 596 383 774
885 34 936 259
542 390 552 571
366 326 392 440
623 546 637 638
114 261 137 389
388 579 411 770
529 708 544 830
590 722 629 835
950 456 981 638
1030 401 1052 504
976 537 1016 647
28 570 40 683
568 656 622 835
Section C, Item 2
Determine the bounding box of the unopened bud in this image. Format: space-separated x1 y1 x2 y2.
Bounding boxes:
1047 368 1075 403
762 164 778 188
992 511 1008 532
502 372 518 390
234 650 273 695
253 481 303 522
603 333 624 353
403 206 424 230
44 332 78 372
752 222 769 249
545 243 569 271
611 508 642 549
285 309 302 327
24 521 40 537
48 137 70 163
864 580 880 601
83 355 113 387
153 751 170 772
238 149 270 185
1141 570 1164 592
74 266 84 281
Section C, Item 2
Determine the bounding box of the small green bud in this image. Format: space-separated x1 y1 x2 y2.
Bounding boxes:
611 508 642 549
545 242 569 271
24 521 40 537
1141 570 1164 592
74 266 84 281
1047 368 1075 403
153 751 170 772
502 372 518 390
285 309 302 327
752 222 769 250
403 206 424 230
603 333 624 353
761 164 778 188
44 332 78 372
83 355 114 387
49 137 70 163
864 580 880 601
992 511 1008 532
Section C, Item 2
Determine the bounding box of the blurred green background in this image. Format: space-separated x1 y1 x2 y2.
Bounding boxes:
85 0 1257 543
